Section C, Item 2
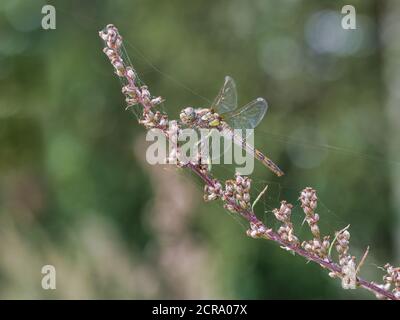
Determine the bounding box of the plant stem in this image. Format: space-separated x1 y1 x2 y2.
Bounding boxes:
188 162 398 300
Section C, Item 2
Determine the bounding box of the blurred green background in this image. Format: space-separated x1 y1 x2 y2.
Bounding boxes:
0 0 399 299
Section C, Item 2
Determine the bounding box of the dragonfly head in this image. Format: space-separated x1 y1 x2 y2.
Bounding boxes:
180 107 196 125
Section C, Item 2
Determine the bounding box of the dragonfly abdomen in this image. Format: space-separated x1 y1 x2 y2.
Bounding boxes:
221 124 284 177
254 149 284 177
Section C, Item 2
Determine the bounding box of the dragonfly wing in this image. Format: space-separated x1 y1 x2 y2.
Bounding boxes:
225 97 268 129
211 76 238 114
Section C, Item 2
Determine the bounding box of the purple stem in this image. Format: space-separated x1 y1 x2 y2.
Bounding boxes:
187 162 398 300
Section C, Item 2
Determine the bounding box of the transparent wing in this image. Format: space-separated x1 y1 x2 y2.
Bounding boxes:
224 98 268 129
211 76 238 114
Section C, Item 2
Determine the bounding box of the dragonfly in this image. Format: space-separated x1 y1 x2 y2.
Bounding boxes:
179 76 284 176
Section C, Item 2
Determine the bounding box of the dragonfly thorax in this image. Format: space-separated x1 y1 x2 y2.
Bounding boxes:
180 107 221 128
